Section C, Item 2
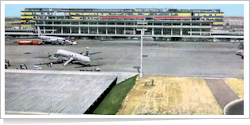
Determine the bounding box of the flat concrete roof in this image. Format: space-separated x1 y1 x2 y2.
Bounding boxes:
5 70 117 114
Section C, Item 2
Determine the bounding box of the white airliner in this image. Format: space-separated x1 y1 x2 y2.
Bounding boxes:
37 26 74 45
49 48 91 66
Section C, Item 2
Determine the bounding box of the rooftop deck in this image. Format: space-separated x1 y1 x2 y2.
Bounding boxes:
5 70 117 114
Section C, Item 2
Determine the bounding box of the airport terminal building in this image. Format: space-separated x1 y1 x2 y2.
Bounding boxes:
6 8 244 42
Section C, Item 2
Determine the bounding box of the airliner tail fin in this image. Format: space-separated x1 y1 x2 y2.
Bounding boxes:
37 26 42 36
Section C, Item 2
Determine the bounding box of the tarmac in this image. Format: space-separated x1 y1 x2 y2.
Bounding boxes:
5 39 244 78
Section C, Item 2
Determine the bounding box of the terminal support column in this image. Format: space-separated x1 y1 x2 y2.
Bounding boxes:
70 22 72 34
190 23 192 36
43 21 45 34
79 22 81 34
106 22 108 35
52 21 54 33
180 22 183 36
115 22 116 35
88 22 90 34
200 23 202 35
161 23 164 35
124 22 126 35
152 22 154 35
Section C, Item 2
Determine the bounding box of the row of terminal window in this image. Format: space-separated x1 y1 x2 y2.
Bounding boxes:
21 12 223 16
22 21 213 26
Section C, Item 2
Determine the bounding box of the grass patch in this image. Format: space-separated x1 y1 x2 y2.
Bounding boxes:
116 76 223 115
92 75 137 115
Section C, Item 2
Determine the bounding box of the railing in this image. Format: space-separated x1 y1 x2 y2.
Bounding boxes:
34 24 213 29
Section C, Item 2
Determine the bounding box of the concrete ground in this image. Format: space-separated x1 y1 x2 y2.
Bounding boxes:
5 39 244 78
5 70 117 114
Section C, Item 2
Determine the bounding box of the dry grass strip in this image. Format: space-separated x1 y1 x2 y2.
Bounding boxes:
224 78 244 99
116 76 223 115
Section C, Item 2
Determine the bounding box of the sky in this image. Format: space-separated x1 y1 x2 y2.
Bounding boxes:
5 4 244 17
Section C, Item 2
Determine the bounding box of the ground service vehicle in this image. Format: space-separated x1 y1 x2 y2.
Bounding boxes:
16 64 28 69
5 60 11 69
18 40 42 45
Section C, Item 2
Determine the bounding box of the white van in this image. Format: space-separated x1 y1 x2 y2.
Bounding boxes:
33 66 42 70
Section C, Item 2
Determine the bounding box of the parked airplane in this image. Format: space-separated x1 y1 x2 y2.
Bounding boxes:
49 48 91 66
35 47 103 67
37 26 75 45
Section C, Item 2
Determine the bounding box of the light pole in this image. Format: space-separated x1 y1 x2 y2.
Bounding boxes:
137 27 147 78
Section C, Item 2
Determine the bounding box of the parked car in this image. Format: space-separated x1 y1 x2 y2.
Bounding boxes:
33 66 42 70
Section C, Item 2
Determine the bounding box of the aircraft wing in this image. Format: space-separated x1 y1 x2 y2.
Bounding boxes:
89 52 102 56
65 40 73 44
78 52 102 55
42 38 52 42
63 57 74 66
50 38 59 41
